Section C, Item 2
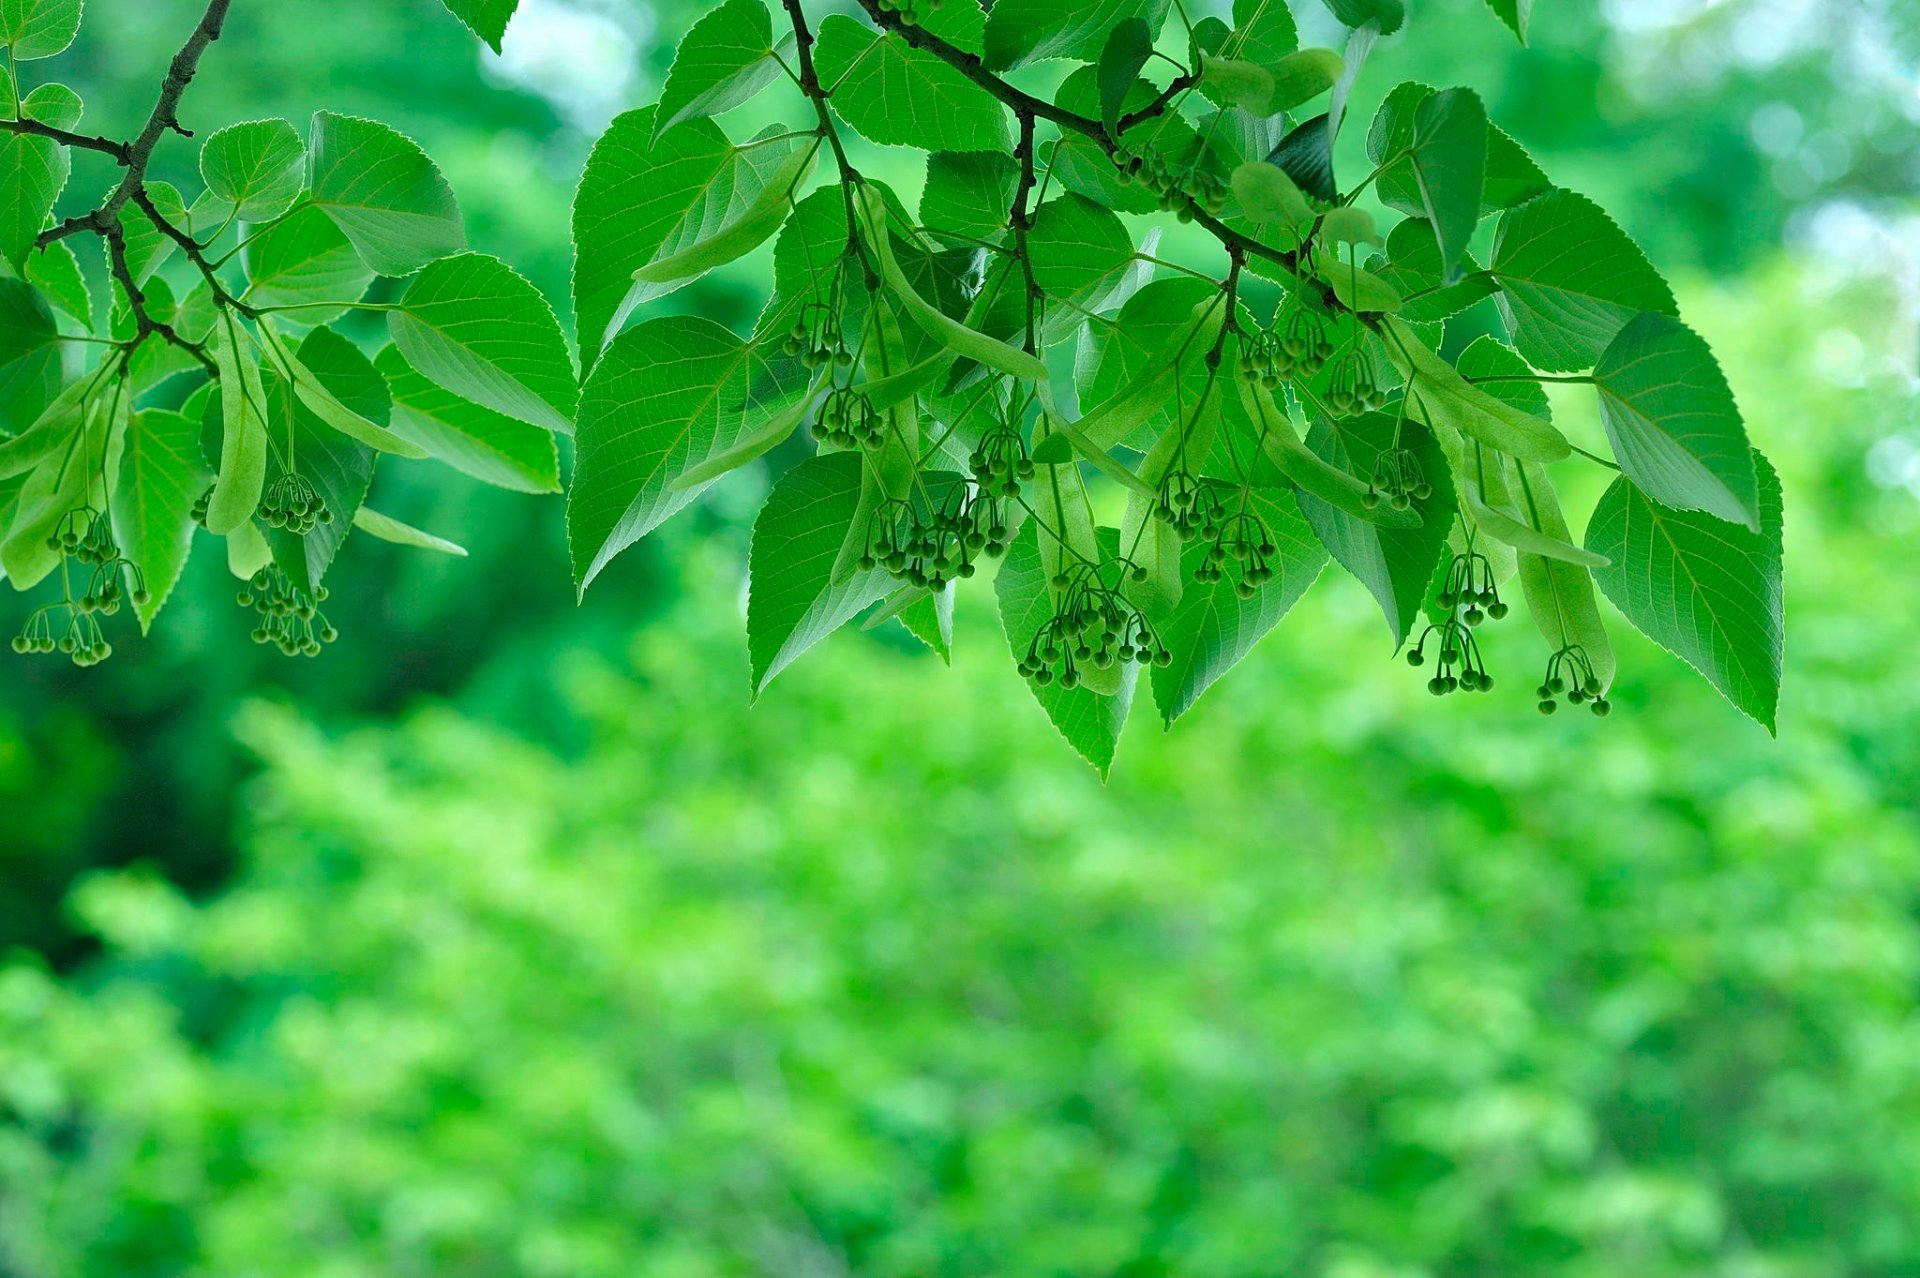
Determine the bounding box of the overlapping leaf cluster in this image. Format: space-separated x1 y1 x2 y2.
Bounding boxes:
0 0 1787 771
0 0 574 661
561 0 1784 767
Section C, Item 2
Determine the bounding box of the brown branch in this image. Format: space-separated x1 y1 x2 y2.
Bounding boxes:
103 223 215 376
0 117 129 161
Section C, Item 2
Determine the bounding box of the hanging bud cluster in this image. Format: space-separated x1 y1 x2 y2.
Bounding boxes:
968 422 1033 497
1406 617 1494 696
783 299 852 371
1364 447 1433 512
15 507 147 665
1195 504 1278 598
1153 467 1223 541
816 386 883 450
1436 549 1508 627
857 483 1012 592
258 473 332 534
1018 559 1172 689
237 566 337 657
1113 150 1228 219
14 602 109 665
1536 646 1612 717
1323 349 1386 417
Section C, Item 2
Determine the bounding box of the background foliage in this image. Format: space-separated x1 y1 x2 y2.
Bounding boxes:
2 0 1919 1271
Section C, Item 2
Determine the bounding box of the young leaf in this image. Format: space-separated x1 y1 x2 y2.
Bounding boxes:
1587 452 1784 732
1097 17 1154 137
1489 187 1677 372
0 0 80 59
24 237 89 325
439 0 518 52
307 112 465 277
241 203 374 323
352 506 468 556
205 309 269 536
633 140 817 287
1152 485 1327 723
569 316 808 592
111 408 208 632
984 0 1169 69
1200 56 1275 114
200 118 307 223
814 15 1009 152
0 92 68 271
376 343 560 494
1229 162 1310 240
389 252 577 435
747 451 893 694
1225 0 1298 65
655 0 782 138
995 522 1138 776
1591 311 1760 531
0 275 61 435
1297 412 1454 647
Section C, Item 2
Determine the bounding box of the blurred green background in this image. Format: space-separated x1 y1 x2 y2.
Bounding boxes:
4 0 1920 1271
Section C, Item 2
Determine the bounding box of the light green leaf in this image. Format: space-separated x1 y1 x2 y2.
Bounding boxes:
439 0 518 52
389 252 577 435
1490 187 1677 372
0 86 69 271
655 0 783 137
669 376 818 489
260 320 428 459
0 0 80 59
748 451 893 694
22 237 87 324
376 343 560 494
1380 315 1569 462
569 315 808 592
1263 47 1343 113
1320 0 1403 33
2 369 122 589
1319 206 1380 246
0 275 60 434
893 585 954 663
111 408 208 631
1483 0 1530 42
1298 411 1454 647
1587 452 1783 732
205 308 269 535
241 203 374 324
984 0 1169 68
1229 161 1310 239
307 111 465 277
1224 0 1297 65
353 505 468 556
1200 55 1273 114
1312 248 1400 313
1152 485 1327 722
814 15 1009 152
200 118 307 223
114 180 186 286
1592 311 1759 531
634 139 817 287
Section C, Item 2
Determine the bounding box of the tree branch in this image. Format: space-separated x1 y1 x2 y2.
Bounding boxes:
0 117 129 161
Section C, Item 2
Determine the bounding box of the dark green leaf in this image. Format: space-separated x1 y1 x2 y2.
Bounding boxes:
921 151 1017 244
439 0 518 52
1267 113 1334 202
655 0 781 138
0 275 60 435
1483 0 1530 42
984 0 1169 69
814 15 1009 152
1097 17 1153 137
112 408 208 631
1319 0 1403 34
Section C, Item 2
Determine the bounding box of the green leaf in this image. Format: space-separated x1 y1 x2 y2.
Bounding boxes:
1369 84 1486 281
1229 162 1309 242
1079 281 1225 448
984 0 1169 68
893 585 954 663
669 377 818 490
1 368 121 589
0 89 68 272
1587 452 1784 732
200 118 307 223
0 0 80 59
1319 0 1403 34
307 112 465 277
1298 412 1454 647
855 185 1046 382
111 408 208 631
389 252 577 435
1489 187 1677 372
352 506 468 556
205 309 269 536
376 343 560 494
241 203 374 324
439 0 517 52
1152 485 1327 722
747 451 893 694
23 237 88 324
1096 17 1153 137
1050 64 1199 214
814 15 1009 152
1263 48 1344 113
1224 0 1297 65
1483 124 1550 213
1376 217 1495 327
569 315 808 592
259 320 427 459
1201 56 1274 114
1380 316 1569 463
633 139 817 287
921 151 1016 244
1483 0 1530 42
0 275 60 434
995 522 1138 776
572 108 797 361
654 0 782 138
1591 311 1758 530
255 326 382 591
